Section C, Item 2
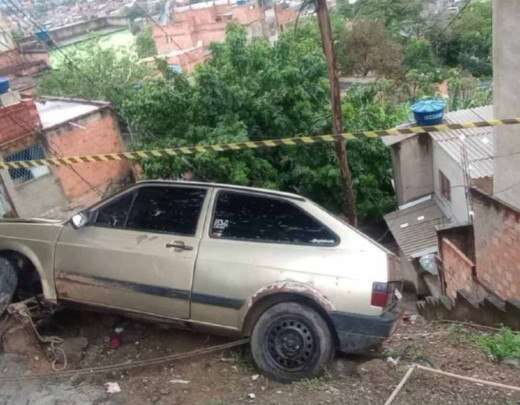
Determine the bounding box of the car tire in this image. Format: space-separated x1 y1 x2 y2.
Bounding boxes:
0 257 17 316
250 302 334 383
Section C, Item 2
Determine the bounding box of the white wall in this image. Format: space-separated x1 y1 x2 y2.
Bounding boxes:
493 0 520 208
433 142 469 224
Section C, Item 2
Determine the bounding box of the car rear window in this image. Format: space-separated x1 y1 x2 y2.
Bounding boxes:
127 186 207 236
211 191 338 246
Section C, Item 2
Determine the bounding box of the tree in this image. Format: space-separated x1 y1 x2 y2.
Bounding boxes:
38 24 408 222
403 38 438 73
430 0 492 77
337 20 403 78
37 42 152 110
351 0 425 36
135 27 157 59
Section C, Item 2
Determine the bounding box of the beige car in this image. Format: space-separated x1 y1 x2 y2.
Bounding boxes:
0 180 400 381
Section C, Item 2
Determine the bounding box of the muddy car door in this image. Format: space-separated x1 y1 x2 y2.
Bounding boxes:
54 184 210 319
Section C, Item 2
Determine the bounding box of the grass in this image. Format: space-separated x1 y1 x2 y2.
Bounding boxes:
476 327 520 361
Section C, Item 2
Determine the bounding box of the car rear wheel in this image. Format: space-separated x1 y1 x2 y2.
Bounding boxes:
250 302 334 382
0 257 17 316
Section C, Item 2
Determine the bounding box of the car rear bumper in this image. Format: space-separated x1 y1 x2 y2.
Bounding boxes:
330 305 400 353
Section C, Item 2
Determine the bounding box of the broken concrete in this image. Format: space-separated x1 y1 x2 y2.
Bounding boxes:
417 289 520 329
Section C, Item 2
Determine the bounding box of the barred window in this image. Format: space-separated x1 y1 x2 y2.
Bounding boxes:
5 144 50 185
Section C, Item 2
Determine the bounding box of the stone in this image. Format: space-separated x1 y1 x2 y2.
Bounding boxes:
61 336 88 366
330 358 357 376
502 358 520 369
2 324 40 356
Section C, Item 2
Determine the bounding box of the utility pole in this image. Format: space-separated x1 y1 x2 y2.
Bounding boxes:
315 0 357 226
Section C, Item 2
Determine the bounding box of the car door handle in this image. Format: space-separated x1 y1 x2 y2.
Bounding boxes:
165 241 193 251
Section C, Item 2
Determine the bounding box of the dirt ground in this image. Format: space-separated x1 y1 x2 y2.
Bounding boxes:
1 296 520 405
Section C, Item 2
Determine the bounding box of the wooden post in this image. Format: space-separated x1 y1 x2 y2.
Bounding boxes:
315 0 357 226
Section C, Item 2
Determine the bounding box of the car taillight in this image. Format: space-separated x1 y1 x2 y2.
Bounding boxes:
371 282 390 308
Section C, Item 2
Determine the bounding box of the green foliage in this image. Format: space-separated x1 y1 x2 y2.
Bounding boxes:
351 0 425 36
336 20 403 78
121 24 405 221
37 42 152 110
37 23 409 222
403 38 438 73
476 328 520 361
430 0 492 77
135 27 157 59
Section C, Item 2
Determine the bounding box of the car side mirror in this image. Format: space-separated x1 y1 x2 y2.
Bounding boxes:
71 212 89 229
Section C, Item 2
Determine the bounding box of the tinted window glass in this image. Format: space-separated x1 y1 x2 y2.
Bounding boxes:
95 192 134 228
212 192 338 246
127 187 206 235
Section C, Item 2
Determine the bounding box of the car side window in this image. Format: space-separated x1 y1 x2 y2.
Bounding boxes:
126 186 207 236
94 192 135 229
211 191 338 246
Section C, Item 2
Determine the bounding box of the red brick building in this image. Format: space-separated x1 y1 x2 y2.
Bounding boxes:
439 188 520 302
151 2 297 73
0 96 134 218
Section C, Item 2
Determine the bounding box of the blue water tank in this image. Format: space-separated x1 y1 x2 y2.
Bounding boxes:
411 99 446 126
0 77 10 95
35 30 51 43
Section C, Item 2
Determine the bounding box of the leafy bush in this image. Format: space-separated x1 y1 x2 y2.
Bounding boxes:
476 328 520 360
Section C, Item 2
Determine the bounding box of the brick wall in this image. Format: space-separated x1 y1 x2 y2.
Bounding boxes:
440 237 476 300
0 49 23 71
44 109 133 207
471 188 520 301
0 100 41 147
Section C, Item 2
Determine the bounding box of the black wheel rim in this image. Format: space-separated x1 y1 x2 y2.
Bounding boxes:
267 316 316 371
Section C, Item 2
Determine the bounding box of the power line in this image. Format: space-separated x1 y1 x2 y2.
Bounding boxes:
3 112 103 197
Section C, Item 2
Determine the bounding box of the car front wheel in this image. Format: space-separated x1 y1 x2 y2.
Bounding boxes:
250 302 334 382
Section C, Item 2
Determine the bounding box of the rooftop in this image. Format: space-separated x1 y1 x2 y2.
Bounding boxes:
433 105 494 180
36 97 110 130
384 196 448 258
384 105 495 180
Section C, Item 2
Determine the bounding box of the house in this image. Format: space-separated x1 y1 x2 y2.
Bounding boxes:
383 105 495 295
0 93 135 219
388 0 520 310
0 17 50 95
151 1 297 73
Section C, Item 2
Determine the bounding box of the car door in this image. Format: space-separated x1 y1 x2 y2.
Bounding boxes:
192 190 341 328
54 184 210 319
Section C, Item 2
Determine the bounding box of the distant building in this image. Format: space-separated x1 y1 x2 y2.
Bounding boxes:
151 0 298 73
0 16 49 95
0 93 135 218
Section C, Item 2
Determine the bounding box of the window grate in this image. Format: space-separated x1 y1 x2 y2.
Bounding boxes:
5 144 50 185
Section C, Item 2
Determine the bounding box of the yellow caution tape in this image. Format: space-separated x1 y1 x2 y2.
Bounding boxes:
1 118 519 170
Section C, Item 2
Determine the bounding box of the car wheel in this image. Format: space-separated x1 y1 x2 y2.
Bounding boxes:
250 302 334 382
0 257 17 316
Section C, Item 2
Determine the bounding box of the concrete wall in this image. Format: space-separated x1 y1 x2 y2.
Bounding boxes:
471 188 520 301
390 133 434 205
44 109 133 209
493 0 520 209
0 168 68 218
48 17 128 45
433 141 469 224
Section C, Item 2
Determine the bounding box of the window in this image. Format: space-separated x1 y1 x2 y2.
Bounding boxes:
211 191 338 246
94 192 135 228
126 186 207 236
5 144 49 185
439 170 451 201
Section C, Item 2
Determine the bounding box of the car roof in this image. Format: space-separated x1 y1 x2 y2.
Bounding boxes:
135 180 306 201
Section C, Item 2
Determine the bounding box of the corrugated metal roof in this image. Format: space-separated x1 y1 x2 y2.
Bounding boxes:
384 198 448 258
431 105 494 179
